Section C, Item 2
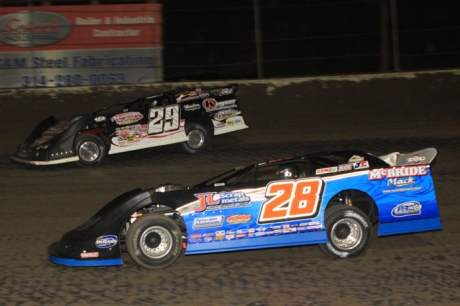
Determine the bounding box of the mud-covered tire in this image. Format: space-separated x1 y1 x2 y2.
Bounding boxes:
319 205 373 259
181 123 209 154
126 214 182 269
75 134 106 167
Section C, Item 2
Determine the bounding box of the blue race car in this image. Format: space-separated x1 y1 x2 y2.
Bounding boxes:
48 148 442 269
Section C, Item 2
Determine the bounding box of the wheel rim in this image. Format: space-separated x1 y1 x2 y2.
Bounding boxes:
330 218 363 250
78 141 100 162
140 226 173 259
187 130 204 149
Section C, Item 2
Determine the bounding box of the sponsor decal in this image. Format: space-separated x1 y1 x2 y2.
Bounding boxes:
407 154 426 164
382 186 422 194
95 235 118 249
111 112 143 125
202 98 217 110
387 177 415 187
80 252 99 258
236 234 247 238
190 234 202 239
226 214 252 224
210 88 233 96
214 109 239 121
194 191 251 212
369 166 428 180
391 201 422 217
203 236 213 242
0 12 71 47
219 88 233 96
192 216 224 229
225 234 235 240
183 103 201 111
199 92 210 99
215 230 225 236
204 99 237 112
176 88 202 102
316 166 337 175
94 116 106 122
338 164 353 171
353 161 369 170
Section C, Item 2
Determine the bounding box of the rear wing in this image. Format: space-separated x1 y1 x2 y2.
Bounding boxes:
379 148 437 167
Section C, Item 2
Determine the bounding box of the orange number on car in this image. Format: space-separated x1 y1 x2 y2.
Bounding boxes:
259 178 323 223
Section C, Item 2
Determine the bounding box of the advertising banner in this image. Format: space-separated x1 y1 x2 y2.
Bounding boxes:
0 4 163 88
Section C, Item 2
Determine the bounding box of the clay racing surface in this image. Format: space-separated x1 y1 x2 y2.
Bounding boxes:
1 71 459 305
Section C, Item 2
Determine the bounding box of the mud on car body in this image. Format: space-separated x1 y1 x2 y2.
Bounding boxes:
11 84 248 167
48 148 442 269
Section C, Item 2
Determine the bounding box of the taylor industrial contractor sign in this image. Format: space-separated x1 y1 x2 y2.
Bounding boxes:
0 4 162 88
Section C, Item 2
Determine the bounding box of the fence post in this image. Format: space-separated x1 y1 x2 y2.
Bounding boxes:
253 0 263 78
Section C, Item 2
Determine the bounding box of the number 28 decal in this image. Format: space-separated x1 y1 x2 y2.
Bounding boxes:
258 178 323 223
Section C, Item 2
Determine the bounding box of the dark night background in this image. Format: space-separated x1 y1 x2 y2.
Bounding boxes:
1 0 459 81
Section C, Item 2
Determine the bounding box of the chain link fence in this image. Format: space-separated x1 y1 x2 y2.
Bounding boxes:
1 0 459 83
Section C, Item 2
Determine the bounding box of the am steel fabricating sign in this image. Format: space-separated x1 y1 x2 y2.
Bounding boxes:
0 4 163 88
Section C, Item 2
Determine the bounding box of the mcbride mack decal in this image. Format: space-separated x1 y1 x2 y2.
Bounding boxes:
369 166 428 180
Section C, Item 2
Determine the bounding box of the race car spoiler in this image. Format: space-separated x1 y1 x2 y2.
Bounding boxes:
379 147 437 167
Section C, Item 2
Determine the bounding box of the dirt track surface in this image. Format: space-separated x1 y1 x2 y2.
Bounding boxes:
1 70 459 305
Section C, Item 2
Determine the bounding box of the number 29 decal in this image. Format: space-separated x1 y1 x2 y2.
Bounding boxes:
148 104 180 135
258 178 323 223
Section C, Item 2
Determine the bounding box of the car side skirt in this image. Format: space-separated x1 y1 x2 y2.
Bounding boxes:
108 134 189 155
377 217 442 236
48 254 123 267
184 231 328 255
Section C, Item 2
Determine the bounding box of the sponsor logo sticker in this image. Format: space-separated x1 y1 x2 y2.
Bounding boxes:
111 112 143 125
80 252 99 258
95 235 118 249
192 216 224 229
391 201 422 217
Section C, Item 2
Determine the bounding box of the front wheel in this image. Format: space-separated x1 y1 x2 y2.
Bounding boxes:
75 134 106 167
126 214 182 269
181 123 209 154
319 205 373 259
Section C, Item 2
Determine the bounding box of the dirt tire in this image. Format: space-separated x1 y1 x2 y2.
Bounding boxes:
75 134 106 167
126 214 182 269
319 205 373 259
181 123 209 154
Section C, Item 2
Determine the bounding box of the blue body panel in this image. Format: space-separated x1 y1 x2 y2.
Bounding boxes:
181 166 441 255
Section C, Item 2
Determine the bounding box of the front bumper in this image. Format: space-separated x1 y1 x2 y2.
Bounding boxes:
11 155 79 166
48 241 123 267
11 145 78 166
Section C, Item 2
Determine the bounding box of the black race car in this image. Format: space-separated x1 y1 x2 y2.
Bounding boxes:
11 84 248 167
48 148 442 269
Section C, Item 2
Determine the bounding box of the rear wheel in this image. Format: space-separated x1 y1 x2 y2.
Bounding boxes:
75 134 106 167
181 123 209 154
126 214 182 269
319 205 373 259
